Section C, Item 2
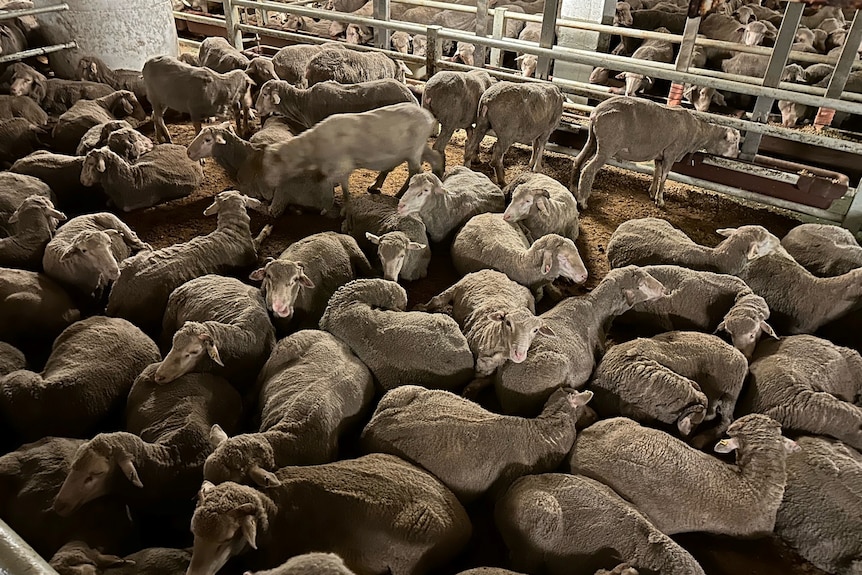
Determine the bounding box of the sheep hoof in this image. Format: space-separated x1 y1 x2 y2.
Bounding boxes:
367 187 382 195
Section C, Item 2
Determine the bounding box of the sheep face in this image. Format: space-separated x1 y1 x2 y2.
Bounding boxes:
391 32 411 54
113 92 147 122
614 2 633 27
60 230 122 284
453 43 475 67
534 236 588 284
683 85 726 113
412 35 427 57
589 67 609 84
397 172 444 215
49 542 132 575
249 259 315 319
717 316 777 358
716 225 781 260
246 58 278 86
705 127 740 159
9 69 41 99
742 21 773 46
778 100 806 127
713 413 784 457
503 187 546 223
155 323 223 384
618 72 653 97
189 483 260 575
492 308 555 363
254 81 281 116
616 266 667 306
284 14 306 31
80 150 110 186
204 190 264 216
187 124 230 161
516 55 538 79
9 195 66 231
77 57 102 82
366 231 425 282
204 430 281 487
733 6 754 24
53 449 113 516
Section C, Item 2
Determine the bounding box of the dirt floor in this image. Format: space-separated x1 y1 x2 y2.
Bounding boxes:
120 121 822 575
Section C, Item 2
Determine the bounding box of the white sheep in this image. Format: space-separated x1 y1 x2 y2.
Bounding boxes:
569 415 796 536
51 90 147 154
397 167 506 243
452 213 588 298
244 553 356 575
502 172 580 243
319 279 475 391
781 223 862 277
0 194 65 270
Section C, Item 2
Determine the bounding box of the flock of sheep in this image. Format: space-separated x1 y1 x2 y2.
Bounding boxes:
0 2 860 575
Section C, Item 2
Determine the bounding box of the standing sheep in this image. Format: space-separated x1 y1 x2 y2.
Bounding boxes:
496 474 706 575
249 232 373 330
304 48 412 86
606 217 781 275
187 454 471 575
271 43 345 88
780 223 862 277
106 190 271 335
52 90 147 154
156 275 276 391
319 279 475 391
569 415 795 536
740 335 862 450
0 267 80 348
204 330 375 486
361 385 594 502
571 96 740 209
0 316 160 441
464 82 564 186
0 195 65 270
397 167 506 243
495 266 666 415
502 172 580 243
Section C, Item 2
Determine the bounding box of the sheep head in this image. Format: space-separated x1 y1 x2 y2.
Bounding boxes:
9 65 45 101
249 258 315 320
49 541 134 575
503 186 550 223
705 127 741 159
391 31 412 54
715 225 781 261
412 35 427 57
80 148 113 186
683 85 726 113
532 235 588 284
610 266 666 306
110 90 147 122
516 54 538 78
107 127 154 162
742 21 774 46
59 229 122 288
245 57 278 87
715 293 777 358
713 413 787 459
490 307 555 364
188 122 232 161
155 322 223 384
366 231 425 282
254 80 286 116
398 172 445 215
8 195 65 231
203 189 265 216
204 427 281 488
614 1 633 27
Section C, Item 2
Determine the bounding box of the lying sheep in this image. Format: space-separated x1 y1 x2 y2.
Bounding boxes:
502 172 580 244
106 191 271 334
199 36 250 73
204 330 374 486
0 94 49 126
105 127 155 162
188 454 471 575
262 102 442 200
0 316 160 441
11 151 104 213
51 90 146 154
75 119 133 157
741 335 862 450
186 122 331 216
0 267 80 348
0 341 25 375
452 213 588 297
76 55 148 108
569 415 795 536
0 195 65 270
51 363 242 539
0 117 43 166
363 385 593 502
497 474 707 575
397 167 505 243
249 232 373 330
271 43 345 88
81 144 203 212
319 279 475 391
421 70 496 170
617 28 675 96
248 115 294 146
50 542 190 575
775 436 862 575
0 171 54 237
142 55 254 143
781 223 862 277
255 78 417 134
245 554 356 575
590 331 748 447
607 217 781 275
464 81 564 186
43 212 150 297
571 96 740 209
305 45 412 86
495 266 666 415
8 63 114 115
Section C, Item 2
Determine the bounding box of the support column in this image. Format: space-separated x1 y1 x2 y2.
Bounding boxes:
489 7 507 68
373 0 391 51
552 0 617 100
222 0 244 49
475 0 489 66
814 10 862 129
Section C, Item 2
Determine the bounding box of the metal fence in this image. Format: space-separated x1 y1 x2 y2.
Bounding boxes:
0 3 76 64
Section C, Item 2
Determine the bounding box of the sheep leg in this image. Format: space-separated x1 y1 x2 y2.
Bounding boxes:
432 125 456 171
423 146 444 178
368 170 392 194
576 145 609 211
193 119 203 135
529 133 550 173
491 138 511 186
253 224 273 252
464 116 491 168
420 285 456 312
340 176 352 216
571 127 598 208
395 157 423 198
153 105 172 144
649 157 672 207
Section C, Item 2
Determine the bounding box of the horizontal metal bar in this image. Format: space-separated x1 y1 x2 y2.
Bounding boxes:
0 41 75 64
687 65 862 104
0 518 60 575
0 3 68 21
173 10 226 25
234 0 428 34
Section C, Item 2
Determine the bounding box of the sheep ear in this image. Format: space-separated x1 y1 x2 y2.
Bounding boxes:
714 320 727 334
538 324 556 337
568 389 593 407
97 156 106 173
783 437 800 454
249 267 266 281
121 99 134 115
615 72 626 80
215 133 227 145
298 273 315 288
713 91 727 106
239 514 258 550
209 424 229 448
48 208 67 221
541 250 554 275
407 241 425 251
205 340 224 367
249 465 281 488
761 321 778 339
488 311 505 322
117 457 144 488
7 210 18 224
622 288 636 306
199 480 216 497
89 61 98 75
683 84 696 99
536 196 549 214
714 437 740 453
203 199 220 216
366 232 381 245
715 227 735 237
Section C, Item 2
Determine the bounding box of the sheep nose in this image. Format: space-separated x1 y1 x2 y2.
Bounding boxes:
272 302 293 318
511 349 527 363
502 213 511 221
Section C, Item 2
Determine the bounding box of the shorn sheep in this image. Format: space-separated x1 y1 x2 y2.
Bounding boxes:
780 223 862 277
0 267 80 348
502 172 580 243
0 194 65 270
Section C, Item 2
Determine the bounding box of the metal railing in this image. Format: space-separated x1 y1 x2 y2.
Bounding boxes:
0 2 76 64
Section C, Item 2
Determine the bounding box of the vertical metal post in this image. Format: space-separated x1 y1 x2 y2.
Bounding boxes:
668 15 701 106
475 0 489 67
739 1 803 160
373 0 391 51
490 7 507 68
223 0 244 49
844 177 862 234
535 0 559 79
427 25 442 77
814 10 862 129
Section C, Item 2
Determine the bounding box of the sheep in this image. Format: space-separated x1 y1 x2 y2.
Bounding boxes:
319 279 475 391
780 223 862 277
740 335 862 450
11 151 105 213
105 127 155 162
463 81 564 186
502 172 580 244
801 5 845 29
614 9 687 54
178 52 200 66
590 331 748 447
0 341 25 375
51 363 242 542
0 316 160 441
244 553 357 575
391 31 412 54
0 171 54 237
495 266 666 415
142 55 255 143
106 190 271 335
249 232 373 330
81 144 204 212
50 542 191 575
76 55 148 108
255 78 418 134
305 48 412 86
199 36 251 73
362 385 594 502
284 14 341 38
569 415 795 536
42 212 151 297
0 437 137 559
7 63 114 115
187 454 471 575
0 117 43 166
774 436 862 575
496 473 706 575
261 102 442 200
682 84 727 113
720 52 805 81
0 194 65 270
245 57 279 97
248 115 294 146
204 329 375 486
699 13 776 60
156 275 275 389
421 70 496 170
616 28 675 96
451 213 588 298
606 217 781 275
0 94 48 126
75 119 134 157
271 43 345 88
0 267 80 348
571 97 741 209
51 90 146 154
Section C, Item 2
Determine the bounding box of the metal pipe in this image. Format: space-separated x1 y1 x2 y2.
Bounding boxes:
0 3 68 21
233 0 427 34
173 10 226 25
0 41 76 64
489 7 506 68
0 518 60 575
535 0 558 79
685 65 862 103
475 0 488 68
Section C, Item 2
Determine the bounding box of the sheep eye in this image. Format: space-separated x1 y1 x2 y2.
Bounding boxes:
81 248 88 254
505 320 512 328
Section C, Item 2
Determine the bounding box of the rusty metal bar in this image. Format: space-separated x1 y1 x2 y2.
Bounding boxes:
815 10 862 128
